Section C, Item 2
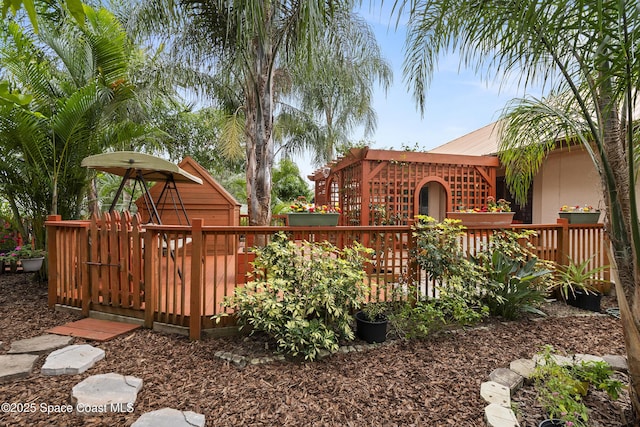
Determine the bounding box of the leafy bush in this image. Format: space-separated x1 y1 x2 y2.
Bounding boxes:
219 232 372 361
412 216 480 288
532 346 623 427
476 251 551 319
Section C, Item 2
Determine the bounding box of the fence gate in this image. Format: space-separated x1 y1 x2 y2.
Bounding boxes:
86 211 145 318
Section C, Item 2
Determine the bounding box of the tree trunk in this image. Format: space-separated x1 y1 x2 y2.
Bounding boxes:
244 39 274 227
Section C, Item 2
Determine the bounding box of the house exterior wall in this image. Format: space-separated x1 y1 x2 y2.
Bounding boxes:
532 146 604 224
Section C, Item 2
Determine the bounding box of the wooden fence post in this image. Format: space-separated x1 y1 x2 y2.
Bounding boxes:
556 218 570 266
189 219 204 340
144 229 158 329
79 225 90 317
46 215 61 308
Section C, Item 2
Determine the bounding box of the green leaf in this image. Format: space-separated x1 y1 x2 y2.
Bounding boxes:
65 0 85 28
0 81 32 106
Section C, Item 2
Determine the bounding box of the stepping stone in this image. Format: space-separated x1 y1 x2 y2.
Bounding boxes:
509 359 536 382
603 354 628 372
42 344 105 375
480 381 511 407
132 407 206 427
72 373 143 414
573 353 605 364
489 368 524 393
0 354 39 383
8 334 73 355
484 403 520 427
533 353 573 367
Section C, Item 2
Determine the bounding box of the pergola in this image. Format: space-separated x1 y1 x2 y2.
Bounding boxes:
309 147 500 226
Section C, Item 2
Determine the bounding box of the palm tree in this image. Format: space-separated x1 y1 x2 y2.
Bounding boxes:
0 5 147 245
277 10 392 166
128 0 387 226
397 0 640 420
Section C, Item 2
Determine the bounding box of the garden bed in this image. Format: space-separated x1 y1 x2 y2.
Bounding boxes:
0 273 631 426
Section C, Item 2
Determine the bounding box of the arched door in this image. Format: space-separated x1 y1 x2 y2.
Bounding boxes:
417 181 448 221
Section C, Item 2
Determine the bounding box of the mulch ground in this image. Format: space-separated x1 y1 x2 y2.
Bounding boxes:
0 272 633 426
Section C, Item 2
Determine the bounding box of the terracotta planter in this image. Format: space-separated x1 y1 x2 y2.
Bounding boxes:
20 257 44 272
558 211 601 224
287 213 339 226
446 212 515 227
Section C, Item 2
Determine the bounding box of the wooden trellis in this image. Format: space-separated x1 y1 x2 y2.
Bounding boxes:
309 148 500 225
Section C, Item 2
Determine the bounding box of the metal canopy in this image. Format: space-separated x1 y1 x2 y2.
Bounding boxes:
82 151 202 225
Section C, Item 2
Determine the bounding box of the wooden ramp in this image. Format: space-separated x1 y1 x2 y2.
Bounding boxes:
47 318 140 341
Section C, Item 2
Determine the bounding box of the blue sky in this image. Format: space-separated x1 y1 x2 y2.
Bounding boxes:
297 4 538 179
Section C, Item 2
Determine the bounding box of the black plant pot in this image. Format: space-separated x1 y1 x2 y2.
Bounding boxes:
355 311 388 343
539 420 564 427
567 289 602 312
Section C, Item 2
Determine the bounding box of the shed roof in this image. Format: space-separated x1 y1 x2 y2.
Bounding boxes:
177 156 240 207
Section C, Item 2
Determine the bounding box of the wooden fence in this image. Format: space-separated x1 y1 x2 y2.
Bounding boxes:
45 214 610 340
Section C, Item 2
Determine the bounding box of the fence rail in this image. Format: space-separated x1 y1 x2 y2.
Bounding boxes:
45 214 610 339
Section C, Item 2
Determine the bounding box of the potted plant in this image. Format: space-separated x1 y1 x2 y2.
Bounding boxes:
14 245 46 272
286 196 341 226
549 255 609 312
558 205 601 224
447 196 515 227
355 301 389 343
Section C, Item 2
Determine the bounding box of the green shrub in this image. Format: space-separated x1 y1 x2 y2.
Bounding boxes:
218 232 372 361
476 251 551 319
389 281 489 339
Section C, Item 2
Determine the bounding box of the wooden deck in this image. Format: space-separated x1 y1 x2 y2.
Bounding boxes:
45 213 610 340
47 318 140 341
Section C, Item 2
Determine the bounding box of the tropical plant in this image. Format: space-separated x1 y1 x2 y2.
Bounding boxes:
550 256 610 300
397 1 640 418
217 232 372 361
0 5 140 244
476 251 551 320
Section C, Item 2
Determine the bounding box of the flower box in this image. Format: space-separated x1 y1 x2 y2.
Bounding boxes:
558 211 601 224
287 212 339 227
20 257 44 272
446 212 515 227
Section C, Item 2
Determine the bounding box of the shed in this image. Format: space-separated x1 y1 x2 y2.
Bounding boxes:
309 147 500 225
135 156 240 226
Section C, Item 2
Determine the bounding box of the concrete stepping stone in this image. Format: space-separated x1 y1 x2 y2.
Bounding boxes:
603 354 628 372
132 407 206 427
484 403 520 427
72 373 143 414
480 381 511 407
0 354 39 383
42 344 105 375
573 353 605 364
8 334 73 355
489 367 523 393
509 359 536 383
